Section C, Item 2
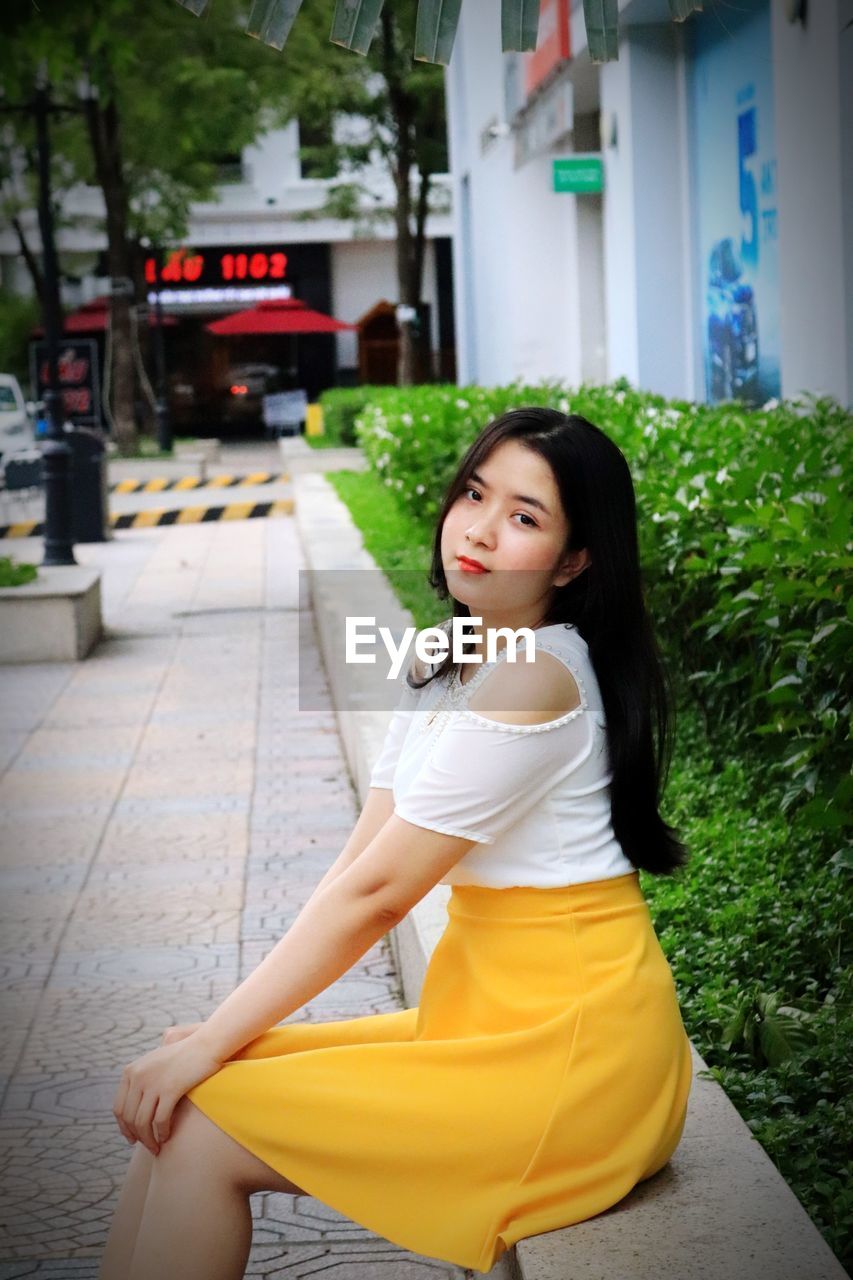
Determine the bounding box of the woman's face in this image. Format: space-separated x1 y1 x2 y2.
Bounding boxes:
440 438 588 623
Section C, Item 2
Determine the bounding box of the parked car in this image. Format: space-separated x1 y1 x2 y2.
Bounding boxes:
706 238 759 402
0 373 35 461
216 363 288 432
168 374 211 432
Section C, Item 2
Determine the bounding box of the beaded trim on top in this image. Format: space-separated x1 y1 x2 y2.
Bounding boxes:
418 622 589 739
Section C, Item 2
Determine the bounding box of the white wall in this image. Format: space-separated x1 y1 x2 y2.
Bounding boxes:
444 0 589 388
507 154 580 385
330 239 439 370
445 0 512 385
600 46 639 386
771 0 851 405
628 24 692 399
842 0 853 405
600 23 692 398
243 121 302 196
576 193 608 385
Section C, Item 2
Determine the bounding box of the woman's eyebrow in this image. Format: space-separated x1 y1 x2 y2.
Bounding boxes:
468 470 552 517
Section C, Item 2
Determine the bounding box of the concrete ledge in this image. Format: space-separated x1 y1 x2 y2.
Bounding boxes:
174 438 221 481
174 438 221 462
0 565 102 662
293 471 849 1280
278 434 368 474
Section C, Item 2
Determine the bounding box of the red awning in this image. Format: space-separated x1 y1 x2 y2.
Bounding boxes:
32 296 179 336
205 297 356 336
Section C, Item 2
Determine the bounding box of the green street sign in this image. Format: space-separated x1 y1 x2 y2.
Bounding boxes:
553 155 604 194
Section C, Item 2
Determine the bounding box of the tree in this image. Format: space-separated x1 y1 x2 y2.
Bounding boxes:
265 0 449 385
177 0 706 67
2 0 286 451
0 109 86 310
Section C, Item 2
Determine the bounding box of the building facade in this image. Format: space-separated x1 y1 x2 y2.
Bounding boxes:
0 119 454 409
444 0 852 407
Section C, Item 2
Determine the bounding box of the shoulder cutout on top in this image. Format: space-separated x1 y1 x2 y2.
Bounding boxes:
405 617 454 684
465 647 584 729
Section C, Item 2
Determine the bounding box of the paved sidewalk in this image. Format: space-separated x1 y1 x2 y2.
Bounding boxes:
0 507 466 1275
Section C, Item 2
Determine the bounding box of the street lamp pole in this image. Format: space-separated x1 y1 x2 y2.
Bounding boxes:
34 76 75 566
151 247 173 452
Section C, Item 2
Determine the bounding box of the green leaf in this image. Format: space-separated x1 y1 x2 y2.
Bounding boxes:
414 0 464 64
501 0 540 52
828 846 853 874
759 1007 813 1067
770 674 802 691
330 0 384 55
811 622 839 645
583 0 619 63
250 0 305 49
246 0 277 37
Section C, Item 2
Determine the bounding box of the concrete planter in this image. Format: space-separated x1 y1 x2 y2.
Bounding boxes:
0 565 102 662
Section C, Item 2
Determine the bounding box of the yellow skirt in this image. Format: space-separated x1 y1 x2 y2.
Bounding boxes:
186 870 693 1273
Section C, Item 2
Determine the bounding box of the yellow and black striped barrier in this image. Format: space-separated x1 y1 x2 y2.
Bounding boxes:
110 471 288 494
0 498 294 541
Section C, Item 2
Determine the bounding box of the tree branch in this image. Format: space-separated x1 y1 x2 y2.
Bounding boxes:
11 213 44 304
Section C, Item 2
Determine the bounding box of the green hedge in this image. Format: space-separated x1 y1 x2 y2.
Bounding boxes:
0 288 40 389
318 387 389 446
352 380 852 851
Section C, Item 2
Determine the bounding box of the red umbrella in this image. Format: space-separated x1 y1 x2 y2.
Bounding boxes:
31 296 179 336
205 297 355 335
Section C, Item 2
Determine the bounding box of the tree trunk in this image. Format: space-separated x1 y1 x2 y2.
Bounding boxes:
131 240 158 437
381 9 418 388
11 215 45 305
395 162 417 387
84 91 137 453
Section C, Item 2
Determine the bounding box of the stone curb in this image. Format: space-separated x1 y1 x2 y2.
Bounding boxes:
292 471 850 1280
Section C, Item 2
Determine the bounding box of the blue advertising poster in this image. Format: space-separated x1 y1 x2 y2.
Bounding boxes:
688 1 780 404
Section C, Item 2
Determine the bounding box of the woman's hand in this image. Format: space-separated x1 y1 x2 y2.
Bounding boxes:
160 1022 204 1046
112 1035 224 1157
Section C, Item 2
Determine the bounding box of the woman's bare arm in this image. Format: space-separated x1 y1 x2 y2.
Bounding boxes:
305 786 395 900
194 813 475 1061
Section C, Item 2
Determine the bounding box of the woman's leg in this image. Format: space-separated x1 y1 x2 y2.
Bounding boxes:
98 1144 156 1279
122 1097 307 1280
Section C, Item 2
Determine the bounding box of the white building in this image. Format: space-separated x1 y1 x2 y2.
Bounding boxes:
444 0 852 407
0 118 455 399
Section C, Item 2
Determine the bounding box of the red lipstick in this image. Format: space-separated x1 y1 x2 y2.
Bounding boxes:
457 555 489 573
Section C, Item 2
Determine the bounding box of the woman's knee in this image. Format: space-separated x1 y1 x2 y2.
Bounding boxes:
155 1098 306 1197
150 1097 228 1177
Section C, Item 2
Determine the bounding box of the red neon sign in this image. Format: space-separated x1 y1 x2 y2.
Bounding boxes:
221 251 288 281
145 248 289 286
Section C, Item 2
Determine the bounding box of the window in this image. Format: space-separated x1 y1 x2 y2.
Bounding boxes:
214 152 244 185
299 119 336 180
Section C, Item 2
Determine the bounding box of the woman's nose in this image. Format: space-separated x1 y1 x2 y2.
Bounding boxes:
466 519 496 548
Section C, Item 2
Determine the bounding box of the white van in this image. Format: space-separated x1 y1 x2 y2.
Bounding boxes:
0 374 35 460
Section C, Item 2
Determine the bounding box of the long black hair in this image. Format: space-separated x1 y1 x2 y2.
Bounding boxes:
409 407 688 878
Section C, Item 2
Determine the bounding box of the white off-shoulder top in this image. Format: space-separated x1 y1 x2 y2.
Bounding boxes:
368 620 636 888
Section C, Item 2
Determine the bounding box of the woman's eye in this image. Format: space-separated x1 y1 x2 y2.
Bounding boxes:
463 489 537 527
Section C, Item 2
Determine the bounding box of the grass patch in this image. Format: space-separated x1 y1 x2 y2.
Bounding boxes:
107 435 199 461
0 555 38 587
